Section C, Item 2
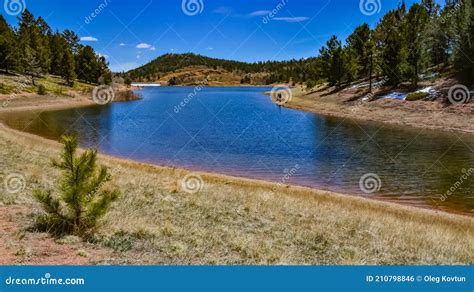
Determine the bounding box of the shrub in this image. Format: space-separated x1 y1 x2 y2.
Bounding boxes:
406 92 430 101
124 77 132 88
37 84 47 95
34 136 120 237
115 90 141 102
306 80 316 90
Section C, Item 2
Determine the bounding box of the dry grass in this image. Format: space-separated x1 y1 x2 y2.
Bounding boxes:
0 124 473 265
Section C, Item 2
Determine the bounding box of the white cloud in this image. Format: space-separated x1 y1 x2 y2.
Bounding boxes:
136 43 153 49
205 47 213 50
80 36 98 42
273 17 309 23
249 10 270 17
136 43 156 51
119 43 126 46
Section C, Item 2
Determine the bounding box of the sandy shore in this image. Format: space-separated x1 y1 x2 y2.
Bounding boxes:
0 92 473 265
0 93 95 113
281 81 474 135
0 83 140 113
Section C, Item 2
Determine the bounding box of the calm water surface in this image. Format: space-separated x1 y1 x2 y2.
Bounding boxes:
3 87 473 215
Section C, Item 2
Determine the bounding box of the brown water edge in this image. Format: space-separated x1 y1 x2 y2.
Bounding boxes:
0 104 472 218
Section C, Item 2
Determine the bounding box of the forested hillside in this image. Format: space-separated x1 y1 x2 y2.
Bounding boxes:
123 53 314 85
0 10 111 87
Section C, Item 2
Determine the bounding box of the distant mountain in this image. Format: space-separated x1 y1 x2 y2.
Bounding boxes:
124 53 317 86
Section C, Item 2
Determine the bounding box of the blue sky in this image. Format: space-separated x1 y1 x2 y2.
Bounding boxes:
3 0 430 72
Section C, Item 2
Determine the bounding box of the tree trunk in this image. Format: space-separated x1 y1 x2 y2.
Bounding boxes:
369 52 373 93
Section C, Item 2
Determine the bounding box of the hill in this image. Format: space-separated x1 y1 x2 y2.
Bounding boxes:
124 53 314 86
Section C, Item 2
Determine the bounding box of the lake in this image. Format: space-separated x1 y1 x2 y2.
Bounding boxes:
2 87 473 215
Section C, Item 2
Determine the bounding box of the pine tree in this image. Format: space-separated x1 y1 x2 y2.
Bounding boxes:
21 46 42 86
49 32 67 76
17 10 51 73
63 29 81 54
376 8 407 86
0 15 17 73
346 24 373 80
60 48 76 86
17 9 36 45
34 136 120 236
454 0 474 84
75 45 110 84
97 56 112 85
405 4 430 86
320 36 345 87
425 10 450 67
343 47 359 84
124 76 132 87
35 16 52 73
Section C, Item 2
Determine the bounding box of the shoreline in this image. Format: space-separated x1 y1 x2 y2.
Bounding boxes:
1 121 472 221
0 92 472 218
277 85 474 136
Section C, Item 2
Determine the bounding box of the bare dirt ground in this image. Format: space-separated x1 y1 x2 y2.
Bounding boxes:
0 205 112 265
0 93 94 113
284 78 473 134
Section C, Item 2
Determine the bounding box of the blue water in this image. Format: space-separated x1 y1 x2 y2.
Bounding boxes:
3 87 474 214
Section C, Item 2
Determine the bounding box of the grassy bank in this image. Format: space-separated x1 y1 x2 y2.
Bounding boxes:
0 124 473 265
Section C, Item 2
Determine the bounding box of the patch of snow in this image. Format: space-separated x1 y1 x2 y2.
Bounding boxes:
383 92 408 100
418 86 433 93
419 72 439 80
382 86 440 101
